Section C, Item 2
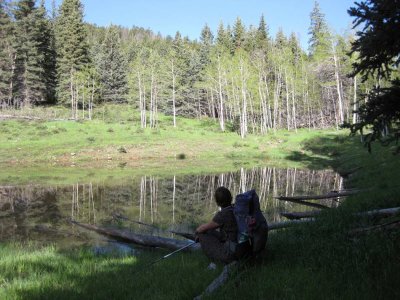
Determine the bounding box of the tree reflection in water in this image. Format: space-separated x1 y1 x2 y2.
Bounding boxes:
0 167 342 246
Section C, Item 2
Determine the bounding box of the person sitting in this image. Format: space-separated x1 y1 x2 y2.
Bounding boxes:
195 186 250 264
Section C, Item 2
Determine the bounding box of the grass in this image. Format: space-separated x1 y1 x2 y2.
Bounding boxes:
1 105 399 298
0 105 337 185
209 133 400 299
0 243 217 300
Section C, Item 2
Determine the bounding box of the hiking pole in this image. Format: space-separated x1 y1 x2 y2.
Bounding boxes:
149 241 197 266
133 241 198 275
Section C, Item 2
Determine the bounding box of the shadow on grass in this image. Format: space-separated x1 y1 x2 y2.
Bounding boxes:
285 133 363 171
4 245 216 300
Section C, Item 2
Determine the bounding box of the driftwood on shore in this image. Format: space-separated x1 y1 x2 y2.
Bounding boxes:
194 261 237 300
280 211 321 220
281 206 400 220
71 219 313 251
355 207 400 218
275 190 358 202
268 219 314 229
0 114 75 121
349 220 400 235
112 213 159 230
71 220 200 251
72 206 400 251
276 197 329 209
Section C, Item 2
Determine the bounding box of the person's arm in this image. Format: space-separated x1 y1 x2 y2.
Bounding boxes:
195 221 220 234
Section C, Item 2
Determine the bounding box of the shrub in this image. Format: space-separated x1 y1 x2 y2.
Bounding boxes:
176 153 186 159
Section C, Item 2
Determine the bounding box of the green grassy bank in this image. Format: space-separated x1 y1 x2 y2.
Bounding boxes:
1 107 399 299
0 105 335 185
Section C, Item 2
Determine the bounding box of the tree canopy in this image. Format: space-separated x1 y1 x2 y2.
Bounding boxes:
347 0 400 152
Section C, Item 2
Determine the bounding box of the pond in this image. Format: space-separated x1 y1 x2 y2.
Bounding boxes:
0 167 342 252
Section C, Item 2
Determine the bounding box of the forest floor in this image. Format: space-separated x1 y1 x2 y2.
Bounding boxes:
0 105 399 299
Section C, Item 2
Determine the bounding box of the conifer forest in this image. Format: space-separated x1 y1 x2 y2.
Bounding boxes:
1 0 388 137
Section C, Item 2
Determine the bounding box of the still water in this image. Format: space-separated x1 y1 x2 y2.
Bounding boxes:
0 167 342 250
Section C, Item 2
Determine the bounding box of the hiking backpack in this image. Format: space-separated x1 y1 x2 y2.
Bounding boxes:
234 189 268 255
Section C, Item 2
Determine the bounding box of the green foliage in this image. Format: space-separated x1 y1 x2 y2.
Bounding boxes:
0 1 367 135
95 25 128 103
308 1 331 59
55 0 89 104
0 0 13 106
233 17 246 51
0 243 217 300
346 0 400 151
11 0 53 106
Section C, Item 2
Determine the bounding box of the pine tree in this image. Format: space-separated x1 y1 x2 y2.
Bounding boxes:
0 0 13 106
96 25 127 103
216 22 231 52
233 17 246 50
346 0 400 151
12 0 47 106
308 1 331 59
256 14 269 48
55 0 89 105
200 24 213 47
37 0 56 103
275 28 287 49
288 33 301 65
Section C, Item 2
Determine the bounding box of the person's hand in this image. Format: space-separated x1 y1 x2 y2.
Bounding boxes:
195 225 204 234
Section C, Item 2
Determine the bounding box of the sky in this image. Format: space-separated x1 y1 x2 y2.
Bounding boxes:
46 0 356 50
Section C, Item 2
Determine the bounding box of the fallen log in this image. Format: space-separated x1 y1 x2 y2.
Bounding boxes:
71 220 200 251
0 114 42 120
276 197 329 209
281 206 400 220
268 219 314 230
349 220 400 235
355 207 400 218
194 261 237 300
0 114 75 121
72 219 315 251
73 207 399 252
112 213 159 230
280 211 321 220
171 231 196 240
275 190 358 201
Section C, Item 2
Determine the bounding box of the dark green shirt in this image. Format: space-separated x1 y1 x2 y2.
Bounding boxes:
212 206 237 242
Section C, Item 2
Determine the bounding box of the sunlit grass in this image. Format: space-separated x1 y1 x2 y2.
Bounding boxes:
0 105 342 185
0 243 217 300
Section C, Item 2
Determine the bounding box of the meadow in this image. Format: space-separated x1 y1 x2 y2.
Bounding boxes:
0 105 399 299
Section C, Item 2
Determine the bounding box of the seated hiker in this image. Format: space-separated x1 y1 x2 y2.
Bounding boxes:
195 186 250 264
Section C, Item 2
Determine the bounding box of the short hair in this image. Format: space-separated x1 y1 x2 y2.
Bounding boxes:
214 186 232 208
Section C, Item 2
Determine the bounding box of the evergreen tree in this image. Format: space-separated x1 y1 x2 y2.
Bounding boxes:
308 1 331 58
0 0 13 106
346 0 400 151
96 25 127 103
288 32 302 65
37 0 56 102
233 17 246 50
55 0 89 104
216 22 231 52
200 24 213 47
199 23 213 67
275 28 287 49
12 0 47 106
256 14 269 48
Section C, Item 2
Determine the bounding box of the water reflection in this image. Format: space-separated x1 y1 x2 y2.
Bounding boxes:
0 167 342 247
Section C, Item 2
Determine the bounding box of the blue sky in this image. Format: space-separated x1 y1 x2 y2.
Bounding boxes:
47 0 355 49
